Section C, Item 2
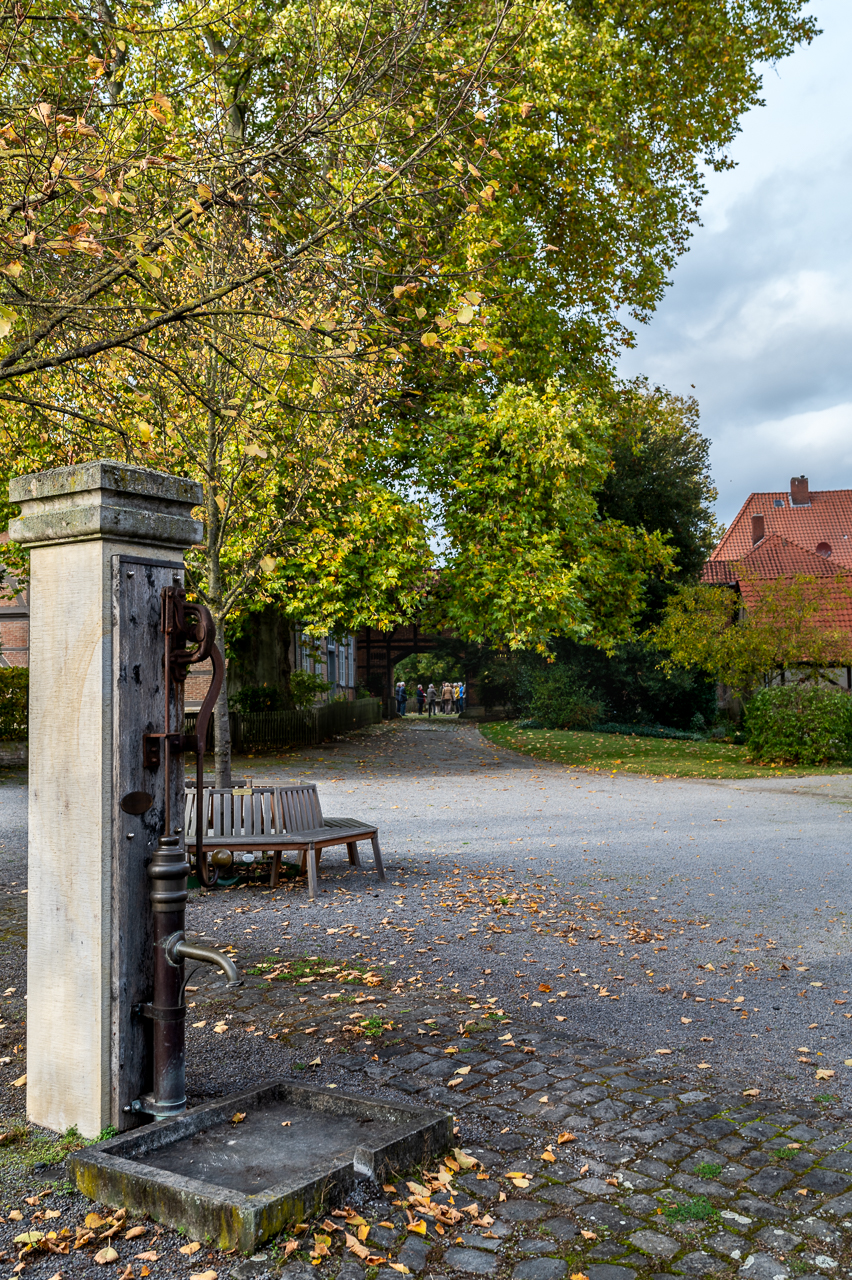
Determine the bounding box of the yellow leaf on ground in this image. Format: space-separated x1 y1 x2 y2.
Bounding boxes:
557 1132 576 1144
357 1224 369 1242
12 1074 26 1087
655 1049 672 1056
86 1214 108 1229
742 1089 760 1097
44 1209 61 1219
135 1251 159 1261
541 1151 556 1163
390 1266 411 1274
190 1272 218 1280
407 1220 427 1235
94 1246 119 1264
125 1227 146 1239
453 1148 479 1169
815 1069 835 1080
180 1241 202 1255
581 1230 597 1240
9 1211 22 1221
284 1241 299 1257
231 1113 246 1124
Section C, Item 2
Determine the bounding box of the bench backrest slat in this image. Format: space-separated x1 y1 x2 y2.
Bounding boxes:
182 783 325 839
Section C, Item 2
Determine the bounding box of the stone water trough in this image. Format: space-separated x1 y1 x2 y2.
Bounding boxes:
70 1080 451 1252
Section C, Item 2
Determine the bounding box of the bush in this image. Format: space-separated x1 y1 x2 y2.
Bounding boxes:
592 721 703 741
230 683 287 713
0 667 27 740
529 667 603 730
744 684 852 765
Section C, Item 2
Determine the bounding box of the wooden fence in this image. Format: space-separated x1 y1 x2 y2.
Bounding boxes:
185 696 382 752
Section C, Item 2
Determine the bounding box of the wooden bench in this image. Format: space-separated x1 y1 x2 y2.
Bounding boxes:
184 783 385 899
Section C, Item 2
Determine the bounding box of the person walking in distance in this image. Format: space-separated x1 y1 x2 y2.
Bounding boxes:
416 684 426 715
441 680 453 715
458 680 466 713
395 680 407 716
426 682 438 717
452 680 461 714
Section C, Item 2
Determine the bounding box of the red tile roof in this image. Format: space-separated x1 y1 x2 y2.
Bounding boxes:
709 488 852 568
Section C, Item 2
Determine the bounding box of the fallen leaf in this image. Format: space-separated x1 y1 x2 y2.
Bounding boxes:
213 1022 228 1033
9 1210 23 1221
557 1132 576 1144
697 1062 712 1069
12 1073 26 1087
14 1231 44 1244
86 1214 108 1229
281 1120 292 1127
579 1163 589 1174
231 1112 246 1124
742 1089 760 1097
571 1274 590 1280
134 1251 159 1261
655 1049 672 1056
309 1057 321 1066
541 1151 556 1163
125 1227 146 1240
383 1185 397 1193
407 1220 427 1235
539 984 551 993
284 1241 299 1257
605 1178 619 1187
389 1266 411 1274
681 1018 692 1025
190 1272 218 1280
44 1209 61 1219
815 1068 835 1080
580 1230 597 1240
180 1241 202 1255
119 1268 133 1280
94 1246 119 1264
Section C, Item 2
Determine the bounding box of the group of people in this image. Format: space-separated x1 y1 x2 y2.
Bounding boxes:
395 679 465 716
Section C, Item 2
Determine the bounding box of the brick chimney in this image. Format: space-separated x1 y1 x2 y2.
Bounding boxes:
751 513 765 545
790 475 810 506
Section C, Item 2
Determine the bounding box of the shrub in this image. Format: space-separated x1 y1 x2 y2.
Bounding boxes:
0 668 27 740
529 667 603 730
230 683 287 713
744 684 852 765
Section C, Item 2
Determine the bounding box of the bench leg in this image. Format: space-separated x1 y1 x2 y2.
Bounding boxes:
370 834 386 881
306 842 318 899
271 852 281 890
347 841 361 868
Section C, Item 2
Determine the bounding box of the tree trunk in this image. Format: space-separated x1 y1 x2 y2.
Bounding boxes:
213 624 232 788
205 400 232 787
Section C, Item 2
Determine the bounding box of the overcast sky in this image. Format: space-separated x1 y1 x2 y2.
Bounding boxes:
617 0 852 529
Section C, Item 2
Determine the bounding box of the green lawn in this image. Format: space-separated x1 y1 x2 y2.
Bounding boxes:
479 721 850 779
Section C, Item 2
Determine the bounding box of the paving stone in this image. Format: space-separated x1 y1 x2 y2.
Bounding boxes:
801 1170 852 1195
457 1234 502 1254
741 1123 780 1141
672 1173 732 1199
786 1126 823 1142
792 1218 843 1244
623 1194 661 1216
496 1201 548 1222
397 1236 434 1270
584 1266 637 1280
572 1178 619 1196
706 1231 747 1258
565 1087 609 1104
493 1134 534 1152
511 1259 566 1280
537 1186 586 1209
338 1265 366 1280
543 1219 579 1241
717 1137 753 1158
589 1100 631 1121
755 1228 801 1252
678 1092 710 1105
675 1251 727 1275
394 1052 435 1069
653 1142 693 1163
695 1120 739 1141
718 1164 752 1186
622 1126 671 1144
628 1230 680 1258
634 1159 672 1179
369 1226 400 1248
443 1247 501 1275
517 1240 561 1256
821 1191 852 1217
576 1203 643 1233
589 1244 630 1260
808 1152 849 1172
738 1253 790 1280
745 1169 794 1196
733 1198 789 1222
620 1172 665 1192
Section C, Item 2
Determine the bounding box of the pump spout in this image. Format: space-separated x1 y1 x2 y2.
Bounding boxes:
167 936 241 988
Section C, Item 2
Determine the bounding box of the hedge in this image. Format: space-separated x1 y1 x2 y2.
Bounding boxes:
0 667 28 740
744 684 852 765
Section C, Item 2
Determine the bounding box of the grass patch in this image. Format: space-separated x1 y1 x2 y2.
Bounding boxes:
480 722 848 779
245 952 382 985
664 1196 719 1223
773 1146 799 1161
694 1162 723 1179
0 1121 115 1175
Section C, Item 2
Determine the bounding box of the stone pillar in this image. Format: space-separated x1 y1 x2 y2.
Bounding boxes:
9 461 203 1138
